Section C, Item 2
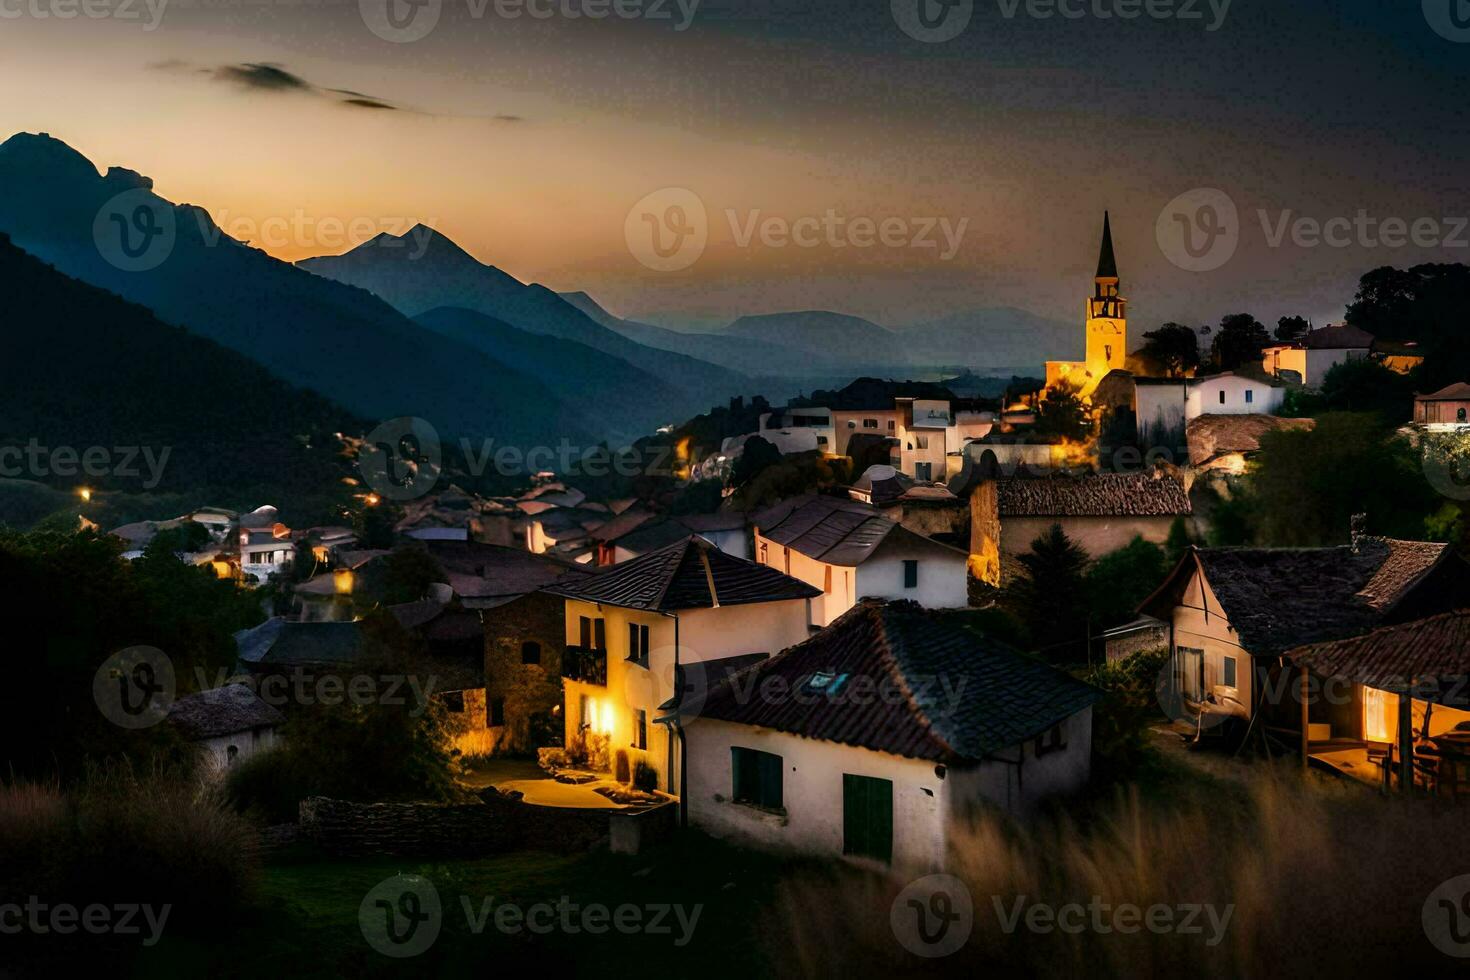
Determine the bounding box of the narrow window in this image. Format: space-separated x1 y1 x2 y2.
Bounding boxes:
1223 655 1238 689
1245 389 1254 404
1219 390 1226 405
579 616 591 648
521 641 541 665
489 697 506 727
632 709 647 750
903 560 918 589
594 618 606 651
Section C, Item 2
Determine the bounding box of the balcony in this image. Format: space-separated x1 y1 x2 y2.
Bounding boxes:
562 645 607 686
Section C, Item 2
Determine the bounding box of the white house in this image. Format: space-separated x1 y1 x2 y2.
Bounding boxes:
779 405 837 454
1135 371 1286 444
1261 323 1373 387
167 683 284 774
546 535 821 798
686 599 1100 869
751 494 971 627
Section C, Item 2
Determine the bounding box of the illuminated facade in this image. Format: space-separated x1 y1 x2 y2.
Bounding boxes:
1044 212 1128 400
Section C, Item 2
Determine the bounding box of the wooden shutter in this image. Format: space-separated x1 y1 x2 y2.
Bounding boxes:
843 774 893 862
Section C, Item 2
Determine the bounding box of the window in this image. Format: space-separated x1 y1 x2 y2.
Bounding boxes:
1034 721 1067 756
594 618 606 650
914 434 929 450
632 709 647 750
628 623 650 666
817 436 828 446
863 418 878 429
824 564 832 592
579 616 591 648
1460 407 1467 423
914 462 932 481
1222 655 1238 689
887 420 895 430
443 691 465 712
1245 389 1254 404
731 747 783 809
1176 646 1205 701
1219 390 1226 405
489 697 506 727
521 641 541 665
842 774 893 862
903 560 918 589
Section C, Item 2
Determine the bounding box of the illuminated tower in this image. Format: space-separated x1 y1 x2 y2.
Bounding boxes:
1084 211 1127 379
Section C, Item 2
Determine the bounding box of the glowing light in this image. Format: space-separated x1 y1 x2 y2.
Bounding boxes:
333 568 355 595
365 493 381 507
78 488 92 502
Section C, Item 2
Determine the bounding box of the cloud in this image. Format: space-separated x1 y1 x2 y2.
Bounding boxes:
151 60 402 111
214 63 313 93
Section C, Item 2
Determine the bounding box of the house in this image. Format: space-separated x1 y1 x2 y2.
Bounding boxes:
238 506 294 581
426 540 597 755
598 511 751 565
1135 370 1288 446
751 494 971 627
1288 610 1470 793
1138 532 1470 738
964 460 1193 587
822 378 956 460
1261 323 1373 387
1372 339 1426 376
167 683 284 773
686 599 1100 869
1186 414 1316 476
779 404 837 453
545 535 821 796
1414 382 1470 429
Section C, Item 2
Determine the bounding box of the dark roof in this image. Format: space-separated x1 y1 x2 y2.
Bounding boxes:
1139 539 1454 657
236 619 366 667
753 494 967 566
1289 611 1470 699
425 540 591 604
546 535 819 612
998 472 1192 517
697 600 1101 763
169 684 285 739
614 518 701 556
1186 414 1315 466
825 377 955 411
849 465 915 507
1096 210 1117 279
1300 323 1374 350
588 508 656 543
1418 382 1470 402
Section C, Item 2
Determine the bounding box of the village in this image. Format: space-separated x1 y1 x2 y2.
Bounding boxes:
10 213 1470 976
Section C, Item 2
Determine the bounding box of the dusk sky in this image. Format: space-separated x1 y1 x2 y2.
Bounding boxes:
3 0 1468 329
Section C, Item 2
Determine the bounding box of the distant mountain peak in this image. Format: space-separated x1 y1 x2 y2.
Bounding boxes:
0 131 100 183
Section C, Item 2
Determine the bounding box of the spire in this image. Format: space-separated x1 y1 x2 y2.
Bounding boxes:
1095 210 1117 280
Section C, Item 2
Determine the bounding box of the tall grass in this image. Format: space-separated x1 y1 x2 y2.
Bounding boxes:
764 765 1470 977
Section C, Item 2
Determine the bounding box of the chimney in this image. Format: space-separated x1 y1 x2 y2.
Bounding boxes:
1350 513 1367 553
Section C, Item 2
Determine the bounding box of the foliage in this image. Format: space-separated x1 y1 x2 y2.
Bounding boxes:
1422 431 1470 551
1008 524 1091 662
1319 357 1416 422
1164 515 1198 563
1137 323 1201 378
353 501 399 549
729 435 784 488
1034 381 1093 442
1246 413 1436 546
1275 315 1311 342
1085 537 1167 630
1346 262 1470 390
1084 646 1170 778
146 520 213 555
0 528 263 781
1210 313 1273 371
632 759 659 793
669 478 725 515
1278 385 1327 418
730 452 851 511
379 542 448 605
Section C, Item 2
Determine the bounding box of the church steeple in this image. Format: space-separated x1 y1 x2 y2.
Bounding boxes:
1095 210 1118 280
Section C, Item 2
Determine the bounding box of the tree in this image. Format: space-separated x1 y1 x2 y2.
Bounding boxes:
1164 516 1198 564
1086 536 1167 630
1035 381 1093 442
728 435 783 488
1009 524 1091 662
1137 323 1201 378
1275 315 1310 343
1319 357 1416 423
1211 313 1273 371
380 543 447 605
1346 263 1470 390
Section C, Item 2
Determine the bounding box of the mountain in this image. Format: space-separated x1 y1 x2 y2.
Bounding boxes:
0 231 356 506
298 230 750 411
900 307 1077 368
558 291 854 378
0 132 592 448
722 311 909 364
412 307 691 439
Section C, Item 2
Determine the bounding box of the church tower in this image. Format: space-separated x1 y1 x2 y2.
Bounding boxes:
1084 211 1127 379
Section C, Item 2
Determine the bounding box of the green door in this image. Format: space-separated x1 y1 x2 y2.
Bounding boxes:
842 774 893 863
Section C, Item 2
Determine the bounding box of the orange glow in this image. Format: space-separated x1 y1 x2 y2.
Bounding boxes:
77 488 92 502
333 568 355 595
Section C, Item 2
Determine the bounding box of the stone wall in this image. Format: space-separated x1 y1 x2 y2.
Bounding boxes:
298 793 677 858
482 591 569 755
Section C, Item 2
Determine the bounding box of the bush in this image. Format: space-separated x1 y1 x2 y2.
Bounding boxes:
632 760 658 793
1084 647 1171 779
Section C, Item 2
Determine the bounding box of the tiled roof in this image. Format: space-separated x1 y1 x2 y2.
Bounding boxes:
998 471 1192 517
588 508 656 543
697 600 1101 763
236 619 365 667
1186 414 1315 466
1300 323 1374 350
424 540 590 601
1140 538 1457 657
753 494 966 566
1418 382 1470 402
1289 611 1470 694
545 535 819 612
168 683 284 739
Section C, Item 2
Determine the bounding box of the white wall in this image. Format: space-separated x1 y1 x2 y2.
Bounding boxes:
855 549 968 611
1185 375 1284 417
196 727 278 775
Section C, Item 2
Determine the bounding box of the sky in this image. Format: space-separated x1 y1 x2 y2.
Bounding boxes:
1 0 1468 331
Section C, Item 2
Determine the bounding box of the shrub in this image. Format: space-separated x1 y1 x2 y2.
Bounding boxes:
632 760 658 793
1085 647 1171 779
